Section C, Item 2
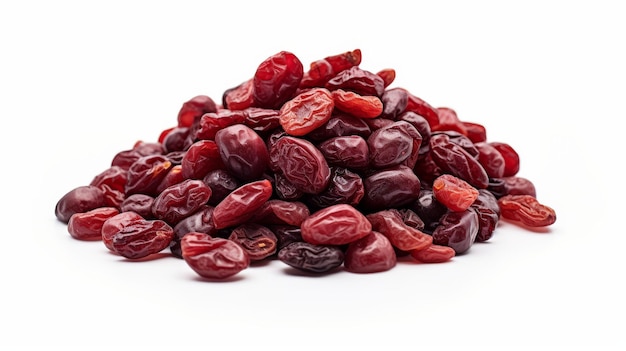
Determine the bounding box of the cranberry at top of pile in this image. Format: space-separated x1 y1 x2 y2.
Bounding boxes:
55 49 556 279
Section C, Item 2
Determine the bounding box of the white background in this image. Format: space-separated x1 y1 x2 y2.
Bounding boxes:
1 0 624 350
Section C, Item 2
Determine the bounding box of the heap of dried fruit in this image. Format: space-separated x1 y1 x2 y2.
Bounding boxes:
55 49 556 280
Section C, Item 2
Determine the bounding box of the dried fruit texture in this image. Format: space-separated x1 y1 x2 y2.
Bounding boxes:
411 245 455 263
67 207 120 240
109 218 174 259
344 231 397 273
278 242 344 273
301 204 372 246
432 174 479 212
498 195 556 227
331 89 383 119
366 209 432 251
279 88 334 136
253 51 303 109
182 233 250 279
212 179 273 229
55 47 557 281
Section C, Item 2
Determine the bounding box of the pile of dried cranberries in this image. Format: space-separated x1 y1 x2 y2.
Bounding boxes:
55 49 556 280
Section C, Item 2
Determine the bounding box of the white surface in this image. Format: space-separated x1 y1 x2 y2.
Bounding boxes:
1 1 624 350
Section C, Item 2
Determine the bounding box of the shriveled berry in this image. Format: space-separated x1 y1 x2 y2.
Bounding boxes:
498 194 556 227
344 231 397 273
432 174 479 212
269 136 331 194
111 218 174 259
331 89 383 119
151 179 212 225
215 123 269 181
432 210 479 254
212 179 273 229
366 209 432 251
301 204 371 246
279 88 334 136
55 185 107 223
228 223 278 261
177 95 218 128
278 242 344 274
67 207 120 240
253 51 303 109
182 233 250 279
410 244 455 263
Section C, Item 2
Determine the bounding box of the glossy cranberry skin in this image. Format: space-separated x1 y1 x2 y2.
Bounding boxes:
279 88 334 136
215 124 269 181
170 206 217 258
194 110 247 141
125 155 173 196
228 223 278 261
212 179 273 229
429 133 489 189
410 189 448 234
362 165 421 211
380 88 409 119
55 185 107 223
306 167 364 210
253 51 303 109
278 242 344 274
306 111 371 141
163 127 192 153
203 169 240 206
318 135 370 170
502 176 537 197
301 204 372 246
101 211 145 252
111 218 174 259
269 136 330 194
366 209 432 251
181 233 250 279
367 121 422 169
120 194 155 219
67 207 120 240
177 95 218 128
151 179 212 225
250 199 310 227
475 142 506 178
325 66 385 97
432 174 480 212
181 140 224 180
344 231 397 273
489 142 520 177
432 209 479 254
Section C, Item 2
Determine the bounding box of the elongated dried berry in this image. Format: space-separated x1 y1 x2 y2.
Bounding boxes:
182 233 250 279
498 195 556 227
278 242 344 273
344 231 397 273
301 204 371 246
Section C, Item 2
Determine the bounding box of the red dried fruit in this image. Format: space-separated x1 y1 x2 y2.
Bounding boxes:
344 231 397 273
212 179 273 229
279 88 334 136
177 95 218 128
301 204 372 246
498 194 556 227
331 89 383 119
181 233 250 279
67 207 120 240
366 209 432 251
411 245 455 263
110 218 174 259
432 174 480 212
253 51 303 109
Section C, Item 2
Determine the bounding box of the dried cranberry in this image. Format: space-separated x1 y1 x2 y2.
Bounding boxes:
181 233 250 279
